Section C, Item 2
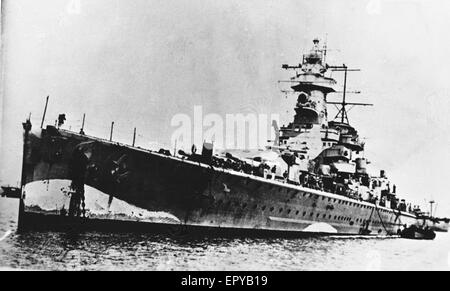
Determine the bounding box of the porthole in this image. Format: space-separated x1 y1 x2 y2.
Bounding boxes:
303 212 307 216
270 207 274 212
262 206 267 211
316 213 320 218
295 210 299 215
287 209 291 214
279 208 283 213
310 213 314 217
323 214 326 219
253 205 258 210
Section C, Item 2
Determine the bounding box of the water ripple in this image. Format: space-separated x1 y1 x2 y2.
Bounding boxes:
1 198 449 271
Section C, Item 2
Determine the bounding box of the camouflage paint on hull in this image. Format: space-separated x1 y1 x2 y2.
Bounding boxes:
20 126 419 236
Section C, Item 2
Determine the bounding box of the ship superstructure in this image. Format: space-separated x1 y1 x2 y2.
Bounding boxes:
17 39 429 236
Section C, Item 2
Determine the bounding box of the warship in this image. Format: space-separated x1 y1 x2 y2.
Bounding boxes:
17 39 436 236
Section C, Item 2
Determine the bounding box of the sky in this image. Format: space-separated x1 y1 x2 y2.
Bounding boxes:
1 0 450 216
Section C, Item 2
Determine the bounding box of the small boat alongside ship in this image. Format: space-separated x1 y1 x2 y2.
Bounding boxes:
1 186 21 199
400 225 436 240
428 218 449 233
415 201 449 233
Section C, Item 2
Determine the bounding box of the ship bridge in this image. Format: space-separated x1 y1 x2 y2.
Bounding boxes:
280 39 336 129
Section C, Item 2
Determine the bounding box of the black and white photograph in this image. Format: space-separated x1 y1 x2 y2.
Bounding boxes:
1 0 450 274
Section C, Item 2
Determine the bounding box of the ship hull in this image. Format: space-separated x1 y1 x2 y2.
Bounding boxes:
20 126 419 237
18 211 368 238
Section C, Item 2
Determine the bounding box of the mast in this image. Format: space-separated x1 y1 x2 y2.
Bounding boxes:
80 113 86 135
429 200 435 217
40 96 49 129
132 127 137 147
326 65 372 124
322 35 328 65
110 122 115 141
341 66 348 123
